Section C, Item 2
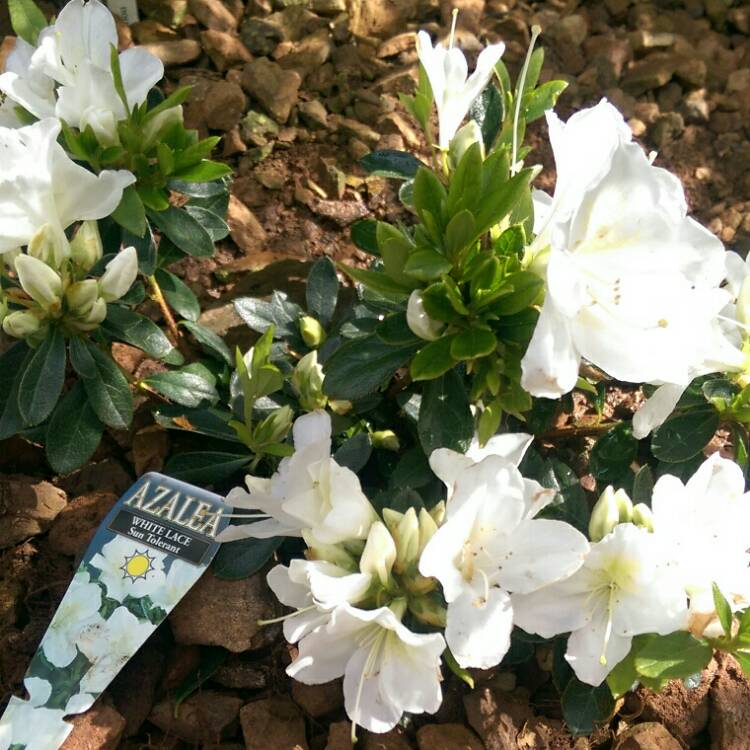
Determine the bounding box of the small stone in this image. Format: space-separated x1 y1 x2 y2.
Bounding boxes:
309 198 369 226
169 569 278 651
227 194 268 254
311 0 346 14
132 19 179 43
278 28 332 80
325 722 353 750
622 53 676 94
0 476 67 549
674 56 706 87
361 728 414 750
298 99 329 128
138 0 188 26
377 32 417 58
141 39 202 66
222 127 247 157
240 697 309 750
440 0 485 35
729 7 750 33
464 688 534 750
709 653 750 750
613 723 681 750
240 17 284 55
189 0 237 31
292 679 343 718
554 14 588 46
416 724 483 750
656 81 682 111
47 492 116 557
348 138 370 161
650 111 684 146
61 701 126 750
203 81 247 131
628 117 647 136
149 690 243 744
347 0 416 37
242 58 301 123
629 30 676 51
680 88 710 123
331 115 381 145
241 109 280 145
57 459 132 498
727 69 750 93
214 659 268 689
200 30 252 71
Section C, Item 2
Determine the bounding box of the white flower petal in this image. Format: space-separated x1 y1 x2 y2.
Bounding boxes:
565 614 632 686
632 383 685 439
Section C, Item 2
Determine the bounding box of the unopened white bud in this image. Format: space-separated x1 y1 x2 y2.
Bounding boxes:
360 521 397 587
27 224 68 268
450 120 485 166
291 350 327 411
66 279 99 316
303 530 359 571
589 486 633 542
15 254 63 311
99 246 138 302
407 290 445 341
69 221 103 272
3 310 43 338
632 502 654 532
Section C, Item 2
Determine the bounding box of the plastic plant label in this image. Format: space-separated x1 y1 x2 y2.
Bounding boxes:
0 473 229 750
106 0 139 24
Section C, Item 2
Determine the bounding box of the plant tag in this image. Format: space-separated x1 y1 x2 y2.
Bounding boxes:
106 0 139 24
0 472 229 750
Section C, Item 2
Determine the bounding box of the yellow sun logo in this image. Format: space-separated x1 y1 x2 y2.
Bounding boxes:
120 549 156 582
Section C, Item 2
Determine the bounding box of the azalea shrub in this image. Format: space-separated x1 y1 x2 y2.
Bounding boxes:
0 0 230 473
161 25 750 739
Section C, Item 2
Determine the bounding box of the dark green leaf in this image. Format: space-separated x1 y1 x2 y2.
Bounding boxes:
418 370 473 454
143 371 219 407
154 269 200 322
561 679 615 736
112 186 147 237
470 84 504 148
334 433 372 472
323 334 420 401
0 342 30 440
340 264 412 301
390 446 433 490
651 405 719 462
632 464 655 505
45 384 105 474
376 313 419 345
360 150 426 179
589 423 638 484
489 271 543 315
148 207 214 257
181 321 232 365
123 223 157 275
69 338 134 430
103 305 181 362
351 220 379 255
153 405 241 442
184 205 230 241
213 535 283 580
165 451 249 484
168 178 230 197
306 257 339 327
18 326 66 426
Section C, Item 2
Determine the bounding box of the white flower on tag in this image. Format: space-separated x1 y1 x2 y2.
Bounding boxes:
90 534 166 602
0 697 71 750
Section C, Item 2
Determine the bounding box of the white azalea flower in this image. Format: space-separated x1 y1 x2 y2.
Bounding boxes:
41 570 103 667
419 455 589 668
77 605 154 694
651 453 750 624
288 602 445 734
0 118 134 259
149 559 204 613
0 697 71 750
0 36 56 126
521 99 743 399
89 534 166 602
220 410 378 545
513 523 688 686
416 30 505 149
0 0 164 144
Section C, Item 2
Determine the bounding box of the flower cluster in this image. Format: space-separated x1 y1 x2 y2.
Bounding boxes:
225 410 750 733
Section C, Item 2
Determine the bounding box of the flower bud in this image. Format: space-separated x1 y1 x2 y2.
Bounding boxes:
737 276 750 327
407 290 445 341
66 279 99 316
299 315 326 348
371 429 400 452
429 501 446 527
632 502 654 532
360 521 397 587
382 508 403 536
3 310 43 338
27 224 68 268
450 120 485 166
99 246 138 302
329 399 352 415
392 507 420 573
589 486 633 542
291 350 327 412
4 248 21 269
71 297 107 331
418 507 438 554
303 530 359 571
0 296 7 325
69 221 103 272
15 254 63 312
253 405 294 446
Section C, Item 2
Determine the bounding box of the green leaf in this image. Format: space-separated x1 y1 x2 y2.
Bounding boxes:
148 206 215 257
213 535 283 580
475 168 533 236
169 177 230 198
0 343 30 440
606 648 640 699
143 371 219 407
69 338 134 430
413 167 446 235
651 405 719 462
390 446 433 490
524 80 568 123
339 264 411 301
632 464 655 505
165 451 249 484
589 423 638 484
306 257 339 327
351 220 379 255
171 160 233 182
323 334 420 401
103 306 180 362
377 223 415 287
360 150 425 179
447 142 483 217
334 433 372 473
561 679 615 736
181 321 232 364
112 185 147 237
410 335 457 381
634 632 712 680
18 326 67 426
376 313 418 345
444 210 477 259
184 205 230 241
489 271 542 315
124 223 157 275
470 84 504 149
9 0 47 45
418 369 473 454
713 583 733 637
154 269 200 322
109 44 130 116
450 328 497 361
403 248 453 281
45 383 105 474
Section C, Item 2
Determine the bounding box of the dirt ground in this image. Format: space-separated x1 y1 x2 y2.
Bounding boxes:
2 0 750 748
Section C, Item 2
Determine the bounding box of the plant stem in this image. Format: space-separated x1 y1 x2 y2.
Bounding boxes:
147 274 187 355
540 421 621 441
